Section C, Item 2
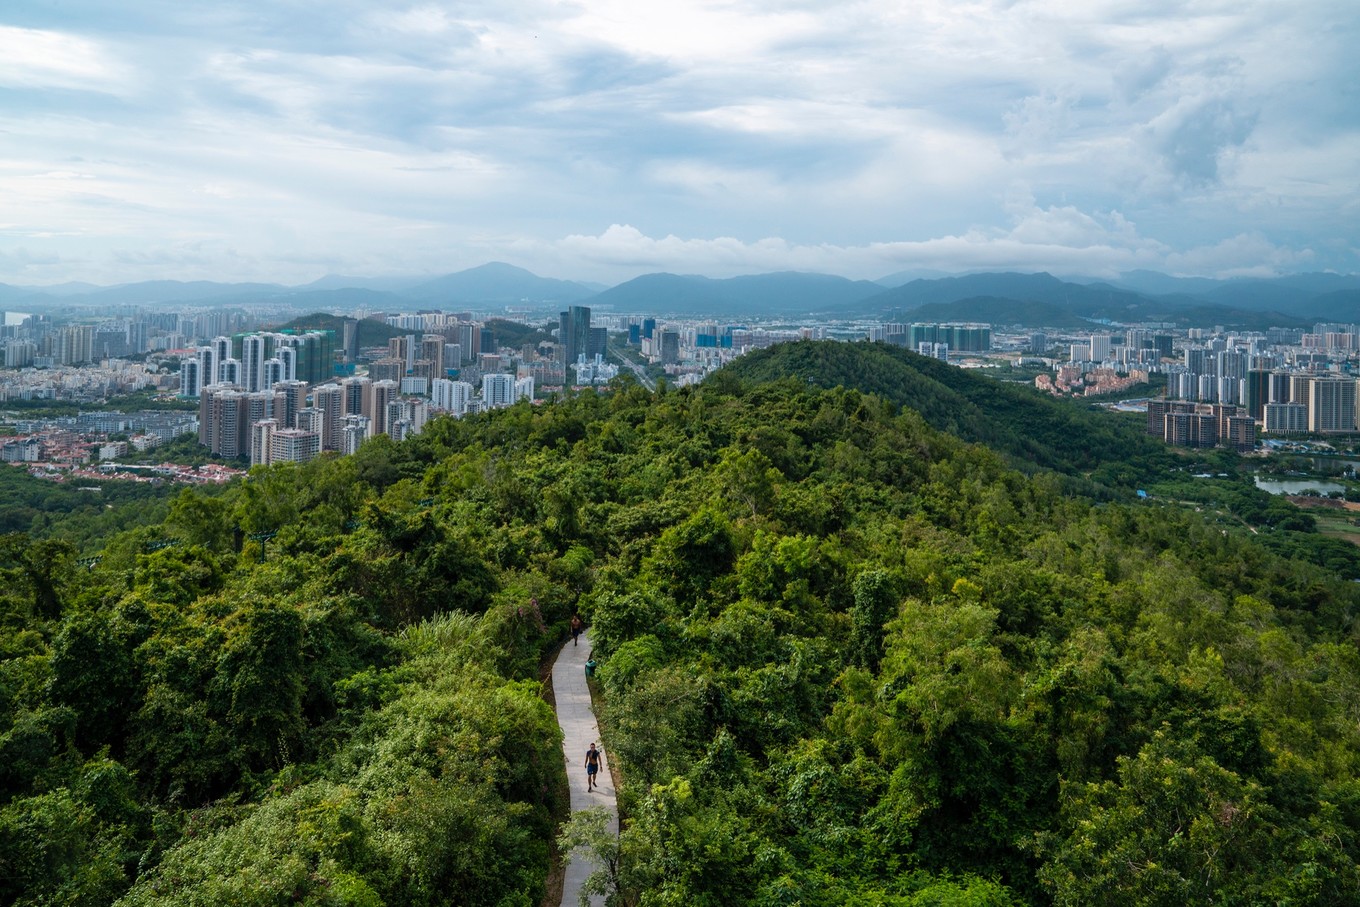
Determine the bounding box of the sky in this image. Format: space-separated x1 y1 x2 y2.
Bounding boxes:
0 0 1356 287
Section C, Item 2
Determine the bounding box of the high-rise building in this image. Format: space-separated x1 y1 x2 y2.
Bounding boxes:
219 357 242 385
421 334 445 375
342 376 370 419
275 380 309 429
202 386 248 458
558 305 591 366
1089 334 1112 362
311 384 345 451
432 379 473 414
659 330 680 365
483 373 516 408
251 419 278 467
295 407 325 439
342 415 370 454
1308 377 1358 433
1264 403 1307 434
1243 369 1272 421
277 346 296 382
366 380 399 430
270 428 321 464
242 334 268 392
179 359 202 398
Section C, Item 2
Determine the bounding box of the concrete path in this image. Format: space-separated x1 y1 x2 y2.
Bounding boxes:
552 630 618 907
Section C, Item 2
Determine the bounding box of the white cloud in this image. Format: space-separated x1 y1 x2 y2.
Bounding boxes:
0 25 128 92
0 0 1353 284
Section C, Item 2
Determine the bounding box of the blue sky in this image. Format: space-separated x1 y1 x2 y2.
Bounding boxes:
1 0 1356 285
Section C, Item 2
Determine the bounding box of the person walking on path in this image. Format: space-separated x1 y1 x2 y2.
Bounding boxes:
570 613 583 646
584 742 601 792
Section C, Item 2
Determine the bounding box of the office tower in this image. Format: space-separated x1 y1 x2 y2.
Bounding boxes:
342 319 359 362
483 373 516 408
660 330 680 365
1151 335 1174 360
589 326 608 359
1308 377 1358 433
443 344 461 374
558 305 591 366
251 419 278 468
312 383 344 451
179 359 201 398
455 323 476 364
642 318 656 340
1029 332 1048 355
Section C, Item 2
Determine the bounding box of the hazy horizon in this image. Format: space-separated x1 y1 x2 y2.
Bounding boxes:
2 1 1356 286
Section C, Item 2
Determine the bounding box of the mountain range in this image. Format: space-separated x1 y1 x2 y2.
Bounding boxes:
2 262 1356 329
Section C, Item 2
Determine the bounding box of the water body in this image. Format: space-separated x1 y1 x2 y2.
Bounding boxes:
1255 477 1346 496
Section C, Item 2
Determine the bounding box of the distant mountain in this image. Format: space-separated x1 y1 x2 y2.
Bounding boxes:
862 272 1149 316
298 274 430 293
268 288 413 311
842 272 1314 329
1101 270 1225 296
1305 289 1360 322
902 296 1093 329
586 271 884 316
14 281 103 297
873 268 956 288
405 262 596 304
0 284 50 307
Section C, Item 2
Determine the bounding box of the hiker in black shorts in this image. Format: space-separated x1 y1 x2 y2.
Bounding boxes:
585 742 601 792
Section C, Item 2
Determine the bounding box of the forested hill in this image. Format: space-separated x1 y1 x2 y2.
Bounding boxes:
722 340 1168 482
3 370 1360 905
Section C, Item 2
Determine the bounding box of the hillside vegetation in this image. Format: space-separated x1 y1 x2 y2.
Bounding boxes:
1 341 1358 905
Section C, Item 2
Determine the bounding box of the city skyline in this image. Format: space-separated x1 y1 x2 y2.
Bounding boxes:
1 2 1356 287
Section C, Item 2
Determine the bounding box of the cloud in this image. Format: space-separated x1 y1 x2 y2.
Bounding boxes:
0 25 128 92
0 0 1353 284
549 211 1308 282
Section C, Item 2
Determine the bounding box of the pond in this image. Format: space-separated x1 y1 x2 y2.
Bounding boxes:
1254 477 1346 496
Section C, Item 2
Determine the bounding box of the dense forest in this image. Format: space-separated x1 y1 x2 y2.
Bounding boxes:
3 340 1359 905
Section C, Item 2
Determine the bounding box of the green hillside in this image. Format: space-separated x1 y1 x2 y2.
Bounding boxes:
722 340 1173 485
2 351 1358 906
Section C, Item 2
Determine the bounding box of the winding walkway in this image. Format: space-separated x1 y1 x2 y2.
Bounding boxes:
552 630 618 907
